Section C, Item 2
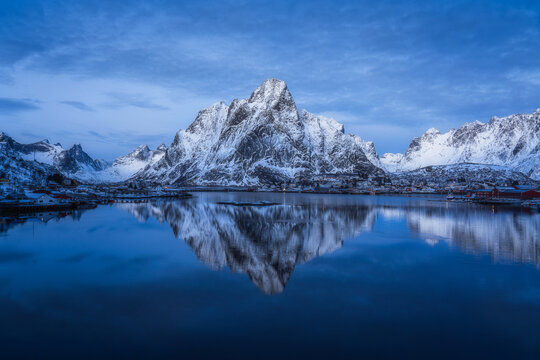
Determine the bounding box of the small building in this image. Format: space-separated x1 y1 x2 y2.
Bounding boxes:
520 190 540 199
0 178 10 195
47 180 60 190
5 192 27 200
62 179 79 187
468 187 540 200
37 194 57 204
32 189 53 195
53 194 73 203
513 185 537 191
25 193 59 204
469 189 496 198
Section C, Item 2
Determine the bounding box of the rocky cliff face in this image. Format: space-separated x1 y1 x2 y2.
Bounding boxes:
138 79 383 185
54 144 107 174
380 110 540 179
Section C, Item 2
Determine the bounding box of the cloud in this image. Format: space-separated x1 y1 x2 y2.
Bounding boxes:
86 130 170 149
0 97 40 113
1 1 540 156
506 68 540 86
103 92 169 111
317 111 367 126
0 69 13 84
87 130 107 140
60 100 94 111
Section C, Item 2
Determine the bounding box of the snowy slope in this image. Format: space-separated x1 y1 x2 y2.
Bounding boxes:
139 79 383 185
100 144 167 182
380 110 540 179
378 152 404 172
18 141 64 165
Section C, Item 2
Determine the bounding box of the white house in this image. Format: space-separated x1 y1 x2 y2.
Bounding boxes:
25 192 59 205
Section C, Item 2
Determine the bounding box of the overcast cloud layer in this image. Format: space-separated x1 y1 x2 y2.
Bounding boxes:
1 0 539 159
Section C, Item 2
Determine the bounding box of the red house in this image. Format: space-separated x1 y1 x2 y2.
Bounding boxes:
53 194 73 203
469 187 540 199
33 189 52 195
520 190 540 199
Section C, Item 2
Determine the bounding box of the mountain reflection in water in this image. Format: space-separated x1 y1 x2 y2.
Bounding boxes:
118 196 540 294
392 204 540 266
118 199 376 294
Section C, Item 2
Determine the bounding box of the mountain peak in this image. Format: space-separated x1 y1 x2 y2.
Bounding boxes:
138 78 382 185
66 144 89 160
69 144 83 152
134 144 150 152
124 144 152 161
461 120 484 129
424 127 440 135
248 78 292 105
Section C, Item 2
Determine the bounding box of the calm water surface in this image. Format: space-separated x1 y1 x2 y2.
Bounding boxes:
1 192 539 359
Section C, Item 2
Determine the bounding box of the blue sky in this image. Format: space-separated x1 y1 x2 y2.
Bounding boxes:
1 0 539 160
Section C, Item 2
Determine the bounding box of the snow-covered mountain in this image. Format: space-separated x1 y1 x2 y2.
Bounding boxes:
3 80 539 185
139 79 382 185
102 144 167 182
0 132 104 183
0 135 60 185
0 132 164 183
381 109 540 180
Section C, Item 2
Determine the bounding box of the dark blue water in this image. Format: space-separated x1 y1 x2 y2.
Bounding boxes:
0 192 539 359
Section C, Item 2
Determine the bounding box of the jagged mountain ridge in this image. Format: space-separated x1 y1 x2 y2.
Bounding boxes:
54 144 107 173
0 132 105 183
138 79 383 185
0 132 164 183
380 109 540 180
0 132 107 174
